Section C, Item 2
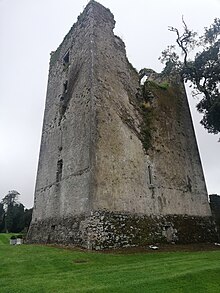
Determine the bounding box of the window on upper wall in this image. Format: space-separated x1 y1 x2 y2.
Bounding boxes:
56 159 63 182
63 80 68 94
63 51 70 65
148 165 152 185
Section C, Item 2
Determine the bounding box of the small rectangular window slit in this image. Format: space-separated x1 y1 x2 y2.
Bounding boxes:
63 51 69 65
56 159 63 182
63 80 68 94
148 165 152 185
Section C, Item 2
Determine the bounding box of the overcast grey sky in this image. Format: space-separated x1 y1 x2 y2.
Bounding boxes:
0 0 219 208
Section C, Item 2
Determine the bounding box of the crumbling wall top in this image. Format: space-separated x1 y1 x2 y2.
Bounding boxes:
50 0 115 66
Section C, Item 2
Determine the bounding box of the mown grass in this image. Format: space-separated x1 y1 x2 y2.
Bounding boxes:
1 234 220 293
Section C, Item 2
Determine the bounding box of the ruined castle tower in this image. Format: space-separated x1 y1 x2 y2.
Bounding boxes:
27 1 217 248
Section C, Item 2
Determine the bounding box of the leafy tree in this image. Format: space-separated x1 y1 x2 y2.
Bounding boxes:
24 208 33 231
160 18 220 134
2 190 20 233
2 190 20 208
11 203 25 233
0 191 33 233
4 203 14 233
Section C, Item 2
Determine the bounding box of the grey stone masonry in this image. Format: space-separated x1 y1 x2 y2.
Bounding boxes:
27 1 218 248
209 194 220 239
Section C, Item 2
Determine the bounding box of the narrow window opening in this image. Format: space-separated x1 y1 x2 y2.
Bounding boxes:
187 175 192 192
148 165 152 185
140 75 148 85
63 80 68 94
56 159 63 182
63 51 69 65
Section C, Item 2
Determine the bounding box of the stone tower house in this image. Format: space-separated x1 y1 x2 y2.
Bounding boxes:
27 1 217 249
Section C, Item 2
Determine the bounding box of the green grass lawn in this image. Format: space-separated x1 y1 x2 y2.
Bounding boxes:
1 234 220 293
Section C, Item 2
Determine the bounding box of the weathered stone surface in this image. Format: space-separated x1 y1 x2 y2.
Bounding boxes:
27 1 217 247
210 194 220 239
28 211 217 249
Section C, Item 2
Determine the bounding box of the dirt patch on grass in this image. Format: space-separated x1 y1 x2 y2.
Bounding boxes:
73 259 89 264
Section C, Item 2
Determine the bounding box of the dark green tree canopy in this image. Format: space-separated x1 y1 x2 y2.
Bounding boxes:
0 203 4 232
0 190 32 233
2 190 20 208
160 18 220 134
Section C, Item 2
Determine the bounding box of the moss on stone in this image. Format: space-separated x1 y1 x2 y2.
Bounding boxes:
27 210 218 249
158 81 170 90
140 106 154 151
138 80 157 152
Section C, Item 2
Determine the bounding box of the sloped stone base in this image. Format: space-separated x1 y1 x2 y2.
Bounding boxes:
27 211 218 249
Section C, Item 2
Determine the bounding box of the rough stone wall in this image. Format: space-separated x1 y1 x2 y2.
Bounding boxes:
32 2 98 222
28 1 217 248
90 5 211 217
28 211 216 249
144 80 211 216
91 4 151 214
209 194 220 238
